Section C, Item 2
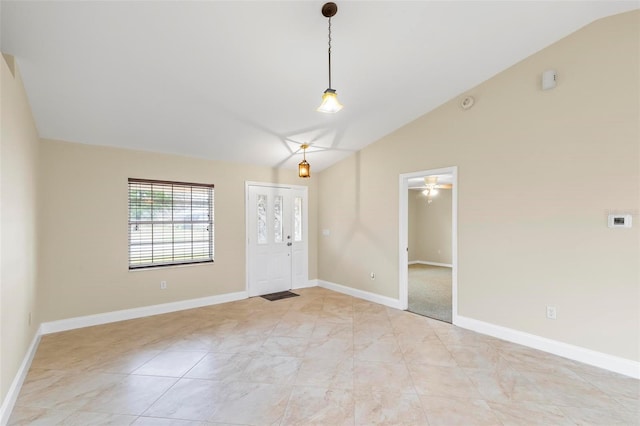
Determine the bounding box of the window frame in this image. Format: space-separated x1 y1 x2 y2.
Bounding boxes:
128 178 214 270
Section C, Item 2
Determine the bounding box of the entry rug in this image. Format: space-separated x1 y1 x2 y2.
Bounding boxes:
261 291 300 301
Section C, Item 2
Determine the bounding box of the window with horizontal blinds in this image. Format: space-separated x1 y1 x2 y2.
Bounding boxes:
128 178 214 269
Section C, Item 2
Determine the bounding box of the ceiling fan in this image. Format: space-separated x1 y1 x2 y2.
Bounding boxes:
419 176 452 202
420 176 452 192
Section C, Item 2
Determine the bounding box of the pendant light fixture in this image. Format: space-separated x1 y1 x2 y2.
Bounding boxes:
298 144 311 178
317 2 343 113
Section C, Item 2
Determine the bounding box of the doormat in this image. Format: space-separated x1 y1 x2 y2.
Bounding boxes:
260 291 300 301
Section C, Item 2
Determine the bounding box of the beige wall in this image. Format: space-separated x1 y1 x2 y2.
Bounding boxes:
39 140 317 322
0 55 40 404
408 188 452 265
318 11 640 361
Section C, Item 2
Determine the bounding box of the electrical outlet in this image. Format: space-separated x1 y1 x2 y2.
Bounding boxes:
370 272 375 280
546 306 557 320
160 280 167 289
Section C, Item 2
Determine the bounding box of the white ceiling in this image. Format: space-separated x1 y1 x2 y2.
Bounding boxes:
2 1 637 172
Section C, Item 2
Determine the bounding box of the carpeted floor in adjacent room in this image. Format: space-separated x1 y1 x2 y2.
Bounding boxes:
408 264 452 323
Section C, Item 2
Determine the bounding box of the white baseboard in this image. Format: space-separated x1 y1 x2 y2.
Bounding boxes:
0 330 41 425
408 260 453 268
40 291 248 335
2 290 250 423
293 279 318 289
318 280 402 310
456 315 640 379
5 285 636 426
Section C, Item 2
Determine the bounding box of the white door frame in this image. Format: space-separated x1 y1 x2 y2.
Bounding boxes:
245 181 309 295
398 166 458 324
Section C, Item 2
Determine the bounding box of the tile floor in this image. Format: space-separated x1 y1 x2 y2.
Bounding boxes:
8 287 640 425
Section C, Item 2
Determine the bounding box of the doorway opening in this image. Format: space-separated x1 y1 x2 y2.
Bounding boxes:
399 167 458 324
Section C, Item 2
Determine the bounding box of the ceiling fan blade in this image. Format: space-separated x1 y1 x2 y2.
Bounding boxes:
424 176 438 185
435 184 453 189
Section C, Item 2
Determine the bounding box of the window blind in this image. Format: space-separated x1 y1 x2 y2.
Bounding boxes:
128 178 214 269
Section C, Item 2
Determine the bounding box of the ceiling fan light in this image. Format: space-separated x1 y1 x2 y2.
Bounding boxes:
430 189 439 196
317 89 343 113
422 189 430 196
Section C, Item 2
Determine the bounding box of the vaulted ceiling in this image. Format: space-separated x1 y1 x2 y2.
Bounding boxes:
2 1 637 171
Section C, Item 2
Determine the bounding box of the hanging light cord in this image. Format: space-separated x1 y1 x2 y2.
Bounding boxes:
327 17 332 89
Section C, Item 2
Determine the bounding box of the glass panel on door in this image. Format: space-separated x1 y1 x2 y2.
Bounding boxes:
294 196 302 242
274 195 283 243
257 194 267 244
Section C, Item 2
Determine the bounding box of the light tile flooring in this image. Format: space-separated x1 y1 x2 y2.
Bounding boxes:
9 287 639 425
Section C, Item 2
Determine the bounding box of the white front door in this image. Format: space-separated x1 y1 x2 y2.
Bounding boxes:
247 185 299 297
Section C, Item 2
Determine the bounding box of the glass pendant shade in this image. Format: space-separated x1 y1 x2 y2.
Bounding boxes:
317 88 343 113
298 159 311 178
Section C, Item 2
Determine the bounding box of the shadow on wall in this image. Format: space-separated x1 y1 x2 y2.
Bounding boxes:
321 151 391 287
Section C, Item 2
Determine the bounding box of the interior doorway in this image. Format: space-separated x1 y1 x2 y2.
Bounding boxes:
399 167 458 323
245 182 308 297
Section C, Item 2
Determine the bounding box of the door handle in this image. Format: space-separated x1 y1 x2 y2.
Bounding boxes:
287 242 292 246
